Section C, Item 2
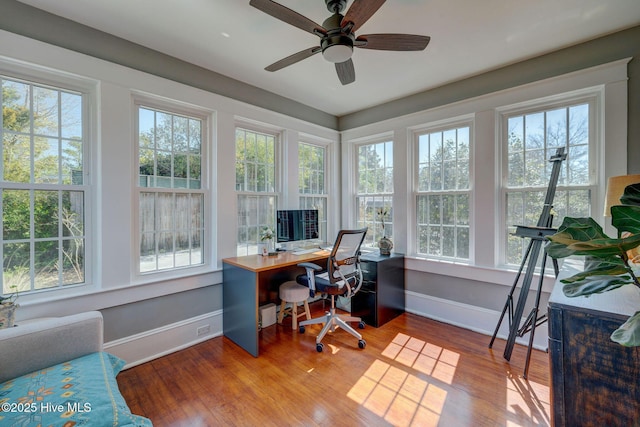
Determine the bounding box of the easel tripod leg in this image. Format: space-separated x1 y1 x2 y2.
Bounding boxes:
489 241 534 349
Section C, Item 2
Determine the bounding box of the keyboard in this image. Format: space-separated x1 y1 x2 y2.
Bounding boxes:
291 248 320 255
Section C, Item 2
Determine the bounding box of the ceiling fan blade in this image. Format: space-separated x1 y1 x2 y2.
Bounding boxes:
342 0 386 32
265 47 322 72
250 0 326 36
355 34 430 51
335 59 355 85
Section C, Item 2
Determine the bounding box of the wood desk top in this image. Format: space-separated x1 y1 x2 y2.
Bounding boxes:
223 250 330 273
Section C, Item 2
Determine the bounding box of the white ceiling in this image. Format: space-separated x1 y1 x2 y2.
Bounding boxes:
16 0 640 116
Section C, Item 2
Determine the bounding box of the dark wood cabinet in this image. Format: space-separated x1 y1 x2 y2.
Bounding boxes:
548 259 640 427
351 252 405 327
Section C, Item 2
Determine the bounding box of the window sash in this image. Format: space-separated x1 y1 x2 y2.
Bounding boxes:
501 99 594 267
139 190 204 273
298 142 328 243
299 142 326 195
356 140 393 247
235 127 278 256
300 196 328 244
236 194 277 256
136 104 207 274
1 75 88 294
356 195 392 248
414 125 471 261
235 127 276 193
357 141 393 195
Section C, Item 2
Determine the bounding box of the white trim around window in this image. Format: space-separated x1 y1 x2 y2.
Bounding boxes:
132 94 213 281
0 57 98 298
412 119 474 262
342 58 629 287
234 121 281 256
497 92 600 269
299 133 339 242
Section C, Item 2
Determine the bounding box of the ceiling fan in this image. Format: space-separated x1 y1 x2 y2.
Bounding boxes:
249 0 431 85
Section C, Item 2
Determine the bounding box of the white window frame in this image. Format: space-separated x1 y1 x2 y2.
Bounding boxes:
0 61 96 296
133 96 211 277
413 120 473 262
235 122 280 256
298 139 329 243
342 59 627 288
498 93 599 269
354 137 394 249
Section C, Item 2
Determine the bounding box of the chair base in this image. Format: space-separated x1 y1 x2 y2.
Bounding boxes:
299 295 364 347
299 308 363 343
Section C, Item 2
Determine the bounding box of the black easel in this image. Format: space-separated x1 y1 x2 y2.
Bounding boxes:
489 147 566 378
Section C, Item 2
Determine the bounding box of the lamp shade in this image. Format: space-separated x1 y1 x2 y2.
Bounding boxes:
603 174 640 217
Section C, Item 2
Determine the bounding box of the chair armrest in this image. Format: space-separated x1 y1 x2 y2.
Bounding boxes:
0 311 103 383
298 262 323 271
298 262 323 296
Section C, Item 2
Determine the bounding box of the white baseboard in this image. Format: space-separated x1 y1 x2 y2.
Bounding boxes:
104 310 223 369
405 291 549 351
103 293 547 370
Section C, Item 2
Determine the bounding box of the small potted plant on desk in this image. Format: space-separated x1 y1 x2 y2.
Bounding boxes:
0 285 19 329
546 182 640 346
260 226 276 256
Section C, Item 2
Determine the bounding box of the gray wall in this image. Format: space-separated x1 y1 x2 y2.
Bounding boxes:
101 285 222 342
406 270 549 319
0 0 636 338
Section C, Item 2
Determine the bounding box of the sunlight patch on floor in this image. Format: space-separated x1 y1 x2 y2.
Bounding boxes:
381 333 459 384
505 372 551 426
347 333 457 426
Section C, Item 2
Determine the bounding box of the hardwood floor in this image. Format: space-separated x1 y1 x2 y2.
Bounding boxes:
117 302 551 427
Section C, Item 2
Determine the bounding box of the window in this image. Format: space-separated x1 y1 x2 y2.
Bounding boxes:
137 105 205 273
235 127 277 256
415 126 471 260
1 76 87 294
299 142 327 243
503 100 592 266
356 140 393 248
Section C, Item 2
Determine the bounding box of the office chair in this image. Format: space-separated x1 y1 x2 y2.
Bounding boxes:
296 228 368 352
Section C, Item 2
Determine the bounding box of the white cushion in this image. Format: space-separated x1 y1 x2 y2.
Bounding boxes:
279 281 310 302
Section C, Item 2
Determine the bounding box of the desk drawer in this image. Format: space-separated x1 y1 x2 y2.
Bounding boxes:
361 260 377 282
360 280 376 292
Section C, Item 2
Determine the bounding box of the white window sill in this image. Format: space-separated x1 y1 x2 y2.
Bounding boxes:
405 256 558 293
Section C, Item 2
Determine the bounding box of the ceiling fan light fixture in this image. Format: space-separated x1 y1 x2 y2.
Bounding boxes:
251 0 431 84
322 43 353 63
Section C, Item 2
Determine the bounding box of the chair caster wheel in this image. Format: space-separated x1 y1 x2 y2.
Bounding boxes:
358 321 366 329
299 325 305 333
316 343 324 352
358 339 366 349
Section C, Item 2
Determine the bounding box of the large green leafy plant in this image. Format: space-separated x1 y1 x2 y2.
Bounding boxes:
546 184 640 346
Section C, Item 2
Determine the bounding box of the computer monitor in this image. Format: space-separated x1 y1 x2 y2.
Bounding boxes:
276 209 319 243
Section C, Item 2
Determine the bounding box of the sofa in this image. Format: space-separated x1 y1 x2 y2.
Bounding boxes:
0 311 152 426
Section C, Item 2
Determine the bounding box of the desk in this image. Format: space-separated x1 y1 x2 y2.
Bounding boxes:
222 250 329 357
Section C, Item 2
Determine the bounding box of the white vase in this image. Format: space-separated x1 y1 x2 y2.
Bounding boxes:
259 240 274 256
